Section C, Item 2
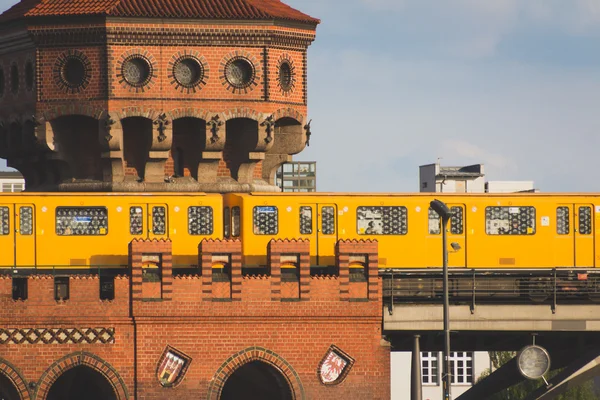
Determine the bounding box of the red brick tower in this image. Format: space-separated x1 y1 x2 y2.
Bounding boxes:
0 0 317 192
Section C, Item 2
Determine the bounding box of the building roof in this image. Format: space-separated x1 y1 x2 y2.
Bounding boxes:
437 165 484 179
0 170 24 179
0 0 320 24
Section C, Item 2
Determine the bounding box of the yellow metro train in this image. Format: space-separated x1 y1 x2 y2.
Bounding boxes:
0 192 597 271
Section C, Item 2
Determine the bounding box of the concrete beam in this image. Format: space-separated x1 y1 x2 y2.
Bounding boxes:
384 304 600 332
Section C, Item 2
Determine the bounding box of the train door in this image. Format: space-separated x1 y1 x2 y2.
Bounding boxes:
128 204 169 239
448 204 466 268
574 204 594 267
15 204 35 267
299 204 338 266
0 205 14 267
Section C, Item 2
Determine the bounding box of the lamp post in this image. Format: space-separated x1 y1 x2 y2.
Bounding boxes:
430 199 452 400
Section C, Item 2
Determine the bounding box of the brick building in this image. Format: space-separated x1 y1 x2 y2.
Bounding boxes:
0 1 391 399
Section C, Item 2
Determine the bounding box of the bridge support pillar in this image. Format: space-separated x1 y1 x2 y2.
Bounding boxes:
411 334 422 400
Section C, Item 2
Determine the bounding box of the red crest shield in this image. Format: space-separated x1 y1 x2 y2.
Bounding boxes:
318 345 354 385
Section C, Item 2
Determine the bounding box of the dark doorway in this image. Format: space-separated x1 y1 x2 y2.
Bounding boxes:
46 366 116 400
224 118 258 180
0 373 20 400
220 361 293 400
122 117 153 180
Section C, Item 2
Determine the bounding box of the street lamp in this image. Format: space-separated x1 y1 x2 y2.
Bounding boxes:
430 199 452 400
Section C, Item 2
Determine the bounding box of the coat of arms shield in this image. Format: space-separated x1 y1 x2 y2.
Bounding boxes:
156 346 192 387
318 345 354 385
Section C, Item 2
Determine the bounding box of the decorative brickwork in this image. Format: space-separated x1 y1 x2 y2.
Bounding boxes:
206 346 305 400
0 328 115 345
336 239 380 301
0 357 31 400
268 239 310 301
35 352 129 400
199 239 242 301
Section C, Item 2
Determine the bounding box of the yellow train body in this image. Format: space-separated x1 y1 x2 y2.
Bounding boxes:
0 192 597 271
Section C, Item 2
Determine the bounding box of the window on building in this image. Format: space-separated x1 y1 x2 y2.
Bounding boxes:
188 206 213 235
357 206 407 235
485 206 536 235
100 276 115 300
421 352 438 385
450 352 473 385
54 277 70 301
12 278 27 300
253 206 278 235
56 207 108 236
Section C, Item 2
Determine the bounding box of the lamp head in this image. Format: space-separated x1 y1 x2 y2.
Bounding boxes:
430 199 452 220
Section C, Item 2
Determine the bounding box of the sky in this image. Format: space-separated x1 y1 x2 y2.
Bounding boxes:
2 0 600 192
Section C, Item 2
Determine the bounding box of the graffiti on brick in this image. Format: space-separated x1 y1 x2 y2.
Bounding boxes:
0 328 115 345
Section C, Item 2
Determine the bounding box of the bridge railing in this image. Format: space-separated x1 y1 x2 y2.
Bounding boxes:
381 269 600 312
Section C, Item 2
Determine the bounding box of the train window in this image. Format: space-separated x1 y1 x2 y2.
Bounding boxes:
188 206 213 235
232 207 240 237
357 206 408 235
300 206 312 234
579 206 592 235
321 206 335 235
485 206 535 235
253 206 278 235
0 206 9 235
152 206 166 235
224 207 230 238
56 207 108 236
130 207 143 235
450 206 464 235
428 208 441 234
19 206 33 235
557 207 570 235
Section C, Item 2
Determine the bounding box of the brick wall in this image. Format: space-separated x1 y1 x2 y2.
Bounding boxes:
0 239 390 399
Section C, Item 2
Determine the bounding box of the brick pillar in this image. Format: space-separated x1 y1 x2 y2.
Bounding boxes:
199 239 242 301
336 239 379 301
268 239 310 301
129 239 173 301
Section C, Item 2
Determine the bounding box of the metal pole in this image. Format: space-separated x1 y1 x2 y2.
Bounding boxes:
411 334 422 400
442 216 452 400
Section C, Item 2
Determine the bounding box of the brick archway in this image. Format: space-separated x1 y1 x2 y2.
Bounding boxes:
0 357 31 400
207 347 304 400
36 352 129 400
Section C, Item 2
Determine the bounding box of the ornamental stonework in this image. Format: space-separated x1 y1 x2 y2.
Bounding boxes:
0 328 115 345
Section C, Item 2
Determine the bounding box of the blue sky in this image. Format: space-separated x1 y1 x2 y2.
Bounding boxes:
2 0 600 192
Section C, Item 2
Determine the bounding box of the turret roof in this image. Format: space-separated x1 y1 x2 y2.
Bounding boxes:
0 0 319 24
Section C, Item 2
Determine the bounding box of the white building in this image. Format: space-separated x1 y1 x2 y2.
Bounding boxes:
0 171 25 192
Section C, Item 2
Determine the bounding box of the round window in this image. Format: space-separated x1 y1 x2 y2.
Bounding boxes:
25 61 34 91
173 57 203 88
225 58 254 89
122 56 151 87
279 61 293 91
10 64 18 94
62 57 86 88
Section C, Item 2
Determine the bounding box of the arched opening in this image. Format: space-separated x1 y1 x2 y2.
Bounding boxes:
122 117 152 180
46 365 116 400
220 361 293 400
224 118 258 180
263 117 304 184
0 373 21 400
171 117 206 179
50 115 101 180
